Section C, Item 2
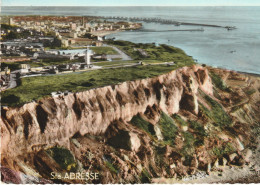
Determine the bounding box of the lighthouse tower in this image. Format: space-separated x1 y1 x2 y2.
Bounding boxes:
84 47 93 68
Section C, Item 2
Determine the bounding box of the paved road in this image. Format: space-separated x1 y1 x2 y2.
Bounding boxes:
6 70 20 89
105 45 132 61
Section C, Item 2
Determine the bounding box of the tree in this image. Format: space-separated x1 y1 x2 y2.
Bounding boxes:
5 31 19 40
50 37 62 48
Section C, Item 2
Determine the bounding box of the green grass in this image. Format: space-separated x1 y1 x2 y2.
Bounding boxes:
140 168 151 183
90 46 118 55
188 120 207 137
157 112 179 146
130 113 155 136
211 142 236 158
46 146 77 172
2 62 194 106
106 40 195 64
93 60 138 66
210 72 230 92
172 114 188 126
105 161 118 174
93 60 169 67
181 131 196 157
199 93 232 128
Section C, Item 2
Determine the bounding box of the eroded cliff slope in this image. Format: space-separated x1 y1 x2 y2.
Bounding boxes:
1 65 260 183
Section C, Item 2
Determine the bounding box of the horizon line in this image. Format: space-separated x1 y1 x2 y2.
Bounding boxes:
2 5 260 7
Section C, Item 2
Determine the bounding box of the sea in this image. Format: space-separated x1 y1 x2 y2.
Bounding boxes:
2 6 260 74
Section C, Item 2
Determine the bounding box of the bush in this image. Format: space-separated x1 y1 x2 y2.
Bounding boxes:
212 142 236 158
181 131 195 156
158 112 178 145
172 114 188 126
200 94 232 128
188 120 207 137
210 72 230 92
130 114 155 136
46 147 77 172
140 168 151 183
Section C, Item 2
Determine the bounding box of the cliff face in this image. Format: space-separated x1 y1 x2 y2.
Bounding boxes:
1 65 260 183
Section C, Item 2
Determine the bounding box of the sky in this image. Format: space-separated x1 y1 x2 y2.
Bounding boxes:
2 0 260 6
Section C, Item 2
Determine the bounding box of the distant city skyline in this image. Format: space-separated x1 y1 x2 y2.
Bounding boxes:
2 0 260 6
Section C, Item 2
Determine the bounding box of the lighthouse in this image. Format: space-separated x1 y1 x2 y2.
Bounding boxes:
84 47 93 68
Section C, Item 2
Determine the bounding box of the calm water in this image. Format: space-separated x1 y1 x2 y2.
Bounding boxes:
2 6 260 74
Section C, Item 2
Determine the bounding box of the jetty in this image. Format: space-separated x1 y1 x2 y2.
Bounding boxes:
135 28 205 32
90 16 237 31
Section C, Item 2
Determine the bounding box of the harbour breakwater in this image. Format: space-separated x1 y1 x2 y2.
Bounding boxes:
90 16 237 30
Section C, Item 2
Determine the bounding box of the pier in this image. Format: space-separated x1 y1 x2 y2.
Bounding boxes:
135 28 205 32
90 16 237 31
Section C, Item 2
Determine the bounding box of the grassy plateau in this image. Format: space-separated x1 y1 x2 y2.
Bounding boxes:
2 41 195 106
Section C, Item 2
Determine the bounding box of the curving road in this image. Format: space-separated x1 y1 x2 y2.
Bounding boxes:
104 45 132 61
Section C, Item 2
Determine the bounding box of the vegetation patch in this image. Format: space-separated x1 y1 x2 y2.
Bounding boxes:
105 161 119 174
157 112 178 146
103 154 119 174
211 142 236 158
181 131 196 156
172 114 188 126
46 146 77 172
106 40 195 65
140 168 151 183
245 88 256 96
154 145 167 168
90 46 118 55
130 113 155 136
199 94 232 128
188 120 207 137
210 72 230 92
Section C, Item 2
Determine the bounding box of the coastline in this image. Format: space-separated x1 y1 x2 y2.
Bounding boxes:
199 64 260 78
152 165 260 184
88 30 124 37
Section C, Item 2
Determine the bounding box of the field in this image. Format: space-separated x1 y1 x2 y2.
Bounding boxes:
90 46 118 55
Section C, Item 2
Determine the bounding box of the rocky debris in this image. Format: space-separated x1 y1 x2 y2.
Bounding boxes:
170 163 176 169
241 148 253 163
129 132 141 152
154 124 164 140
0 166 52 184
213 158 219 168
229 153 238 162
207 163 211 175
143 105 161 125
182 171 208 181
219 157 228 167
190 154 199 175
175 161 188 177
234 155 246 166
105 120 141 152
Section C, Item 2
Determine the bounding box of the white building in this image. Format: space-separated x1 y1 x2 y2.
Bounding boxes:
84 47 93 68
